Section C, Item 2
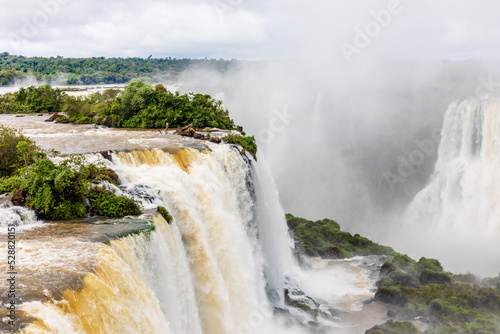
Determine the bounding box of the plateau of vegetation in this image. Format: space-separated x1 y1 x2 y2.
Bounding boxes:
0 126 141 219
286 213 500 333
0 82 258 155
0 52 237 86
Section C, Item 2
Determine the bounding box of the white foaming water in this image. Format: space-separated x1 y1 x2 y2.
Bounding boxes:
0 206 43 232
404 99 500 275
300 257 377 313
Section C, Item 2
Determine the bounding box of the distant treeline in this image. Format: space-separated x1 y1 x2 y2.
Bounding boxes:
0 52 238 86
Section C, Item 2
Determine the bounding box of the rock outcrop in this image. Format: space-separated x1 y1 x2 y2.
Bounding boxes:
45 113 63 122
176 124 196 136
11 189 26 206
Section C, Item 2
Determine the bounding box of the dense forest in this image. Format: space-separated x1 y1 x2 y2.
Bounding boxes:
0 52 238 86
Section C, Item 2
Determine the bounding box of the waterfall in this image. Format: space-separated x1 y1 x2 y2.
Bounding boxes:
252 154 295 307
407 99 500 230
0 206 40 230
109 215 203 334
20 242 171 334
12 143 301 334
402 99 500 275
108 145 293 333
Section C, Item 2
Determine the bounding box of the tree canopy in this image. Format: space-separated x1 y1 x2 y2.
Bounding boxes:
0 52 238 86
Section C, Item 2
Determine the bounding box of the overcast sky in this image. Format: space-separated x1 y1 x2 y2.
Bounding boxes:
1 0 500 60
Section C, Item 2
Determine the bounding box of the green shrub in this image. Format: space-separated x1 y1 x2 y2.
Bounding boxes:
157 206 173 223
88 167 119 185
418 257 444 272
375 286 408 306
0 94 30 113
87 187 141 218
0 175 22 194
221 134 257 158
15 84 65 113
0 125 44 177
6 155 136 220
13 157 90 219
96 82 235 130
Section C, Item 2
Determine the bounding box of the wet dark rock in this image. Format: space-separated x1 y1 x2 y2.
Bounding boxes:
119 184 157 204
100 151 112 161
192 133 204 139
284 287 342 326
11 189 27 206
209 137 221 144
285 288 320 318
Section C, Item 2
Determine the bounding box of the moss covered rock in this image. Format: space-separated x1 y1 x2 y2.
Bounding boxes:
285 213 394 259
375 286 408 306
419 269 451 285
366 320 422 334
90 168 119 185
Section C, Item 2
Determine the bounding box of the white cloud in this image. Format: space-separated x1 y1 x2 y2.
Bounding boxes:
0 0 500 60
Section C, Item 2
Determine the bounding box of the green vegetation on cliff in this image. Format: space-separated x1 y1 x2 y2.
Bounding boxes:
0 52 237 86
221 134 257 159
286 213 500 333
0 127 141 219
285 213 394 258
157 206 173 223
374 254 500 334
